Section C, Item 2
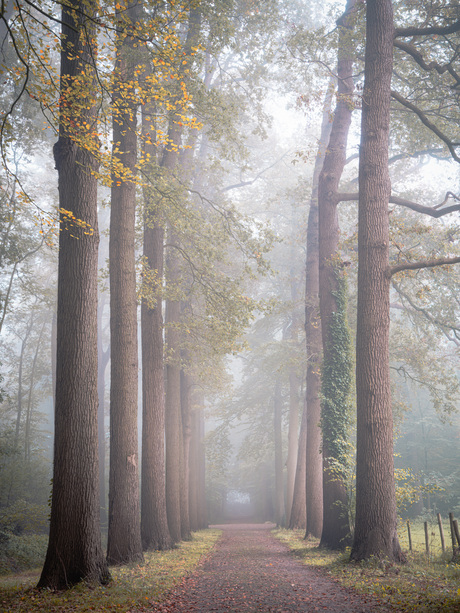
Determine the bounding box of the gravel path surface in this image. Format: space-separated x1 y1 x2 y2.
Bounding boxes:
151 523 391 612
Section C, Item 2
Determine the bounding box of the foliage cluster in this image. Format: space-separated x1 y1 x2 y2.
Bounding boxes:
320 271 353 467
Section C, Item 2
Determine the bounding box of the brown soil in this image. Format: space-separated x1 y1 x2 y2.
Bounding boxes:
151 523 391 612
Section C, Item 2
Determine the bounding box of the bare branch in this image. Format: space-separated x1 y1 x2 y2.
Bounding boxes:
391 90 460 163
389 256 460 277
395 20 460 38
390 192 460 217
222 151 291 192
392 280 460 335
394 40 460 86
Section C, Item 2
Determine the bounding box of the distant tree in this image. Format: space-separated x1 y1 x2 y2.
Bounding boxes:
37 0 109 588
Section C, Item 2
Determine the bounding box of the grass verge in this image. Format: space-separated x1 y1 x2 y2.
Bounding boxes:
0 529 221 613
273 528 460 612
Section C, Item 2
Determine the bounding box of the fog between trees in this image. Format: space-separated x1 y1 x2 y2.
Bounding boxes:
0 0 459 588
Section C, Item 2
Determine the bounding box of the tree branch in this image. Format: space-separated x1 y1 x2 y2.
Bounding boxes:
389 192 460 217
391 90 460 163
222 152 291 192
389 256 460 277
392 280 460 335
394 40 460 86
395 20 460 38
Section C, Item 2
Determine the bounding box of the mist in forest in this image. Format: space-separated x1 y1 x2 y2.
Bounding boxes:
0 0 459 585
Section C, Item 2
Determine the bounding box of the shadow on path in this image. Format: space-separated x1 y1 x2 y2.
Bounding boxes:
151 523 390 612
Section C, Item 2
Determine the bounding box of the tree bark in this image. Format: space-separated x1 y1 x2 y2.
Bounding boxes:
97 301 109 528
180 366 192 539
318 0 357 549
350 0 404 563
107 0 143 565
38 0 109 588
165 228 183 543
140 97 172 551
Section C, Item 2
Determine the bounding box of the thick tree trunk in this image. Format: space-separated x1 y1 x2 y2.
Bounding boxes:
350 0 403 563
107 0 143 566
140 99 172 551
317 0 357 550
38 0 109 588
289 401 307 529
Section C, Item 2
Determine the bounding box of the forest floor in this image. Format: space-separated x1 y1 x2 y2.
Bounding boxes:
1 523 460 611
148 523 390 612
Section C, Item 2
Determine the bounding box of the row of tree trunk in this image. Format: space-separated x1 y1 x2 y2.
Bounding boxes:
38 0 207 589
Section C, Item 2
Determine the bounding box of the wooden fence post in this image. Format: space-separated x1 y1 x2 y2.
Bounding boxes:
449 512 456 554
453 519 460 547
437 513 446 553
407 520 412 553
424 521 430 556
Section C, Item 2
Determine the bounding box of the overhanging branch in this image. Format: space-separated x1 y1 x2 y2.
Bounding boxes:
389 256 460 277
391 90 460 163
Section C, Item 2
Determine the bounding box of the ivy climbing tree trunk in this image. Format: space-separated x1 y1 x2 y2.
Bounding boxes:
317 0 357 549
304 82 334 539
38 0 109 588
350 0 404 563
107 0 143 565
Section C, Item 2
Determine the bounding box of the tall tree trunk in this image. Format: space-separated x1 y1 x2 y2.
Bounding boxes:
38 0 109 588
285 369 299 527
289 400 307 529
193 391 207 529
97 304 109 529
189 394 200 531
180 366 192 539
107 0 143 565
140 97 172 551
165 229 183 543
318 0 357 549
274 380 285 527
285 222 300 527
15 317 33 452
350 0 403 563
304 82 334 539
25 321 46 463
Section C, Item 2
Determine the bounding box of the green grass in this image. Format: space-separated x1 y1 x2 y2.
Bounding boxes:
274 525 460 613
0 529 221 613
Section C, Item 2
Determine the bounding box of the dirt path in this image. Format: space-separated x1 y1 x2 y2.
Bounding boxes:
152 523 390 612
